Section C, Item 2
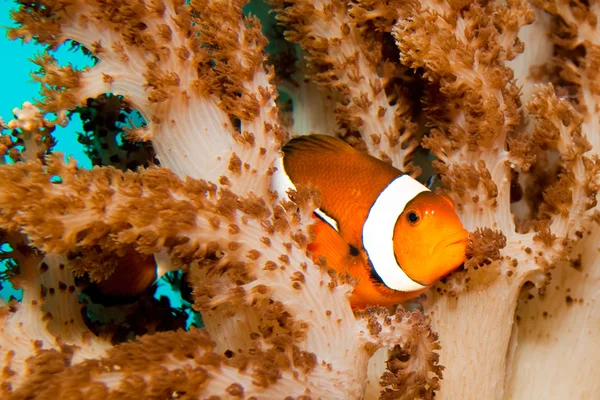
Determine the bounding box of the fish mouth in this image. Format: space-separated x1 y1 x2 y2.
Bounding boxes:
431 229 469 256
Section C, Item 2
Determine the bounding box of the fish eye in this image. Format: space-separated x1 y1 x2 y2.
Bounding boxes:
406 211 420 224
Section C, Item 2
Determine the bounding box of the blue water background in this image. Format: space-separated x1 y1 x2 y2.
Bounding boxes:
1 2 92 168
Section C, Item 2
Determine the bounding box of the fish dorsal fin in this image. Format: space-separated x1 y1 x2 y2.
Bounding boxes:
283 134 354 157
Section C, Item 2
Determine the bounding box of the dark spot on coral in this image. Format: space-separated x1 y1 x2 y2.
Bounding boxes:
571 254 582 270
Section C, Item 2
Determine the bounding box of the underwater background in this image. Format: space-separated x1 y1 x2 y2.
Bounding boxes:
0 2 91 167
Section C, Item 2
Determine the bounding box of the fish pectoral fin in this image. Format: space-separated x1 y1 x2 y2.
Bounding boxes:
307 219 357 274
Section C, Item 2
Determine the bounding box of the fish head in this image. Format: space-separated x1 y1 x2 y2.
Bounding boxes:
392 191 468 286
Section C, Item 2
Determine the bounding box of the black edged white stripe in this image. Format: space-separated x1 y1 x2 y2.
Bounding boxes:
313 208 340 232
362 175 429 292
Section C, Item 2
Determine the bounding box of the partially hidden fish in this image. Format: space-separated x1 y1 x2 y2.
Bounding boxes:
271 134 469 309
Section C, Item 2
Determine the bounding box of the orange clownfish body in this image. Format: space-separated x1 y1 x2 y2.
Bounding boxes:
271 135 468 309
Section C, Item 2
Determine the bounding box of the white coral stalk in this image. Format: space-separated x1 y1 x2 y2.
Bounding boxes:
506 1 600 397
0 237 109 393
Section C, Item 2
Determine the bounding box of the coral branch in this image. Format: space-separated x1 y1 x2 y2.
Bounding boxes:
0 152 439 395
0 233 110 393
505 2 600 397
10 0 284 195
273 0 419 172
355 307 442 400
2 102 58 163
360 1 600 398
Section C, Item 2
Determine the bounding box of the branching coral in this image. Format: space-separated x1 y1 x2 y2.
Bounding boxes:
0 106 111 394
2 0 600 398
272 0 419 173
0 0 440 398
389 1 599 398
1 102 57 164
347 0 599 397
506 1 600 397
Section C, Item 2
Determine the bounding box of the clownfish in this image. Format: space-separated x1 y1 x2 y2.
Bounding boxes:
81 250 174 306
271 134 468 309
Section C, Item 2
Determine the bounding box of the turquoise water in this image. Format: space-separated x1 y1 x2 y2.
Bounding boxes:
1 2 93 168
